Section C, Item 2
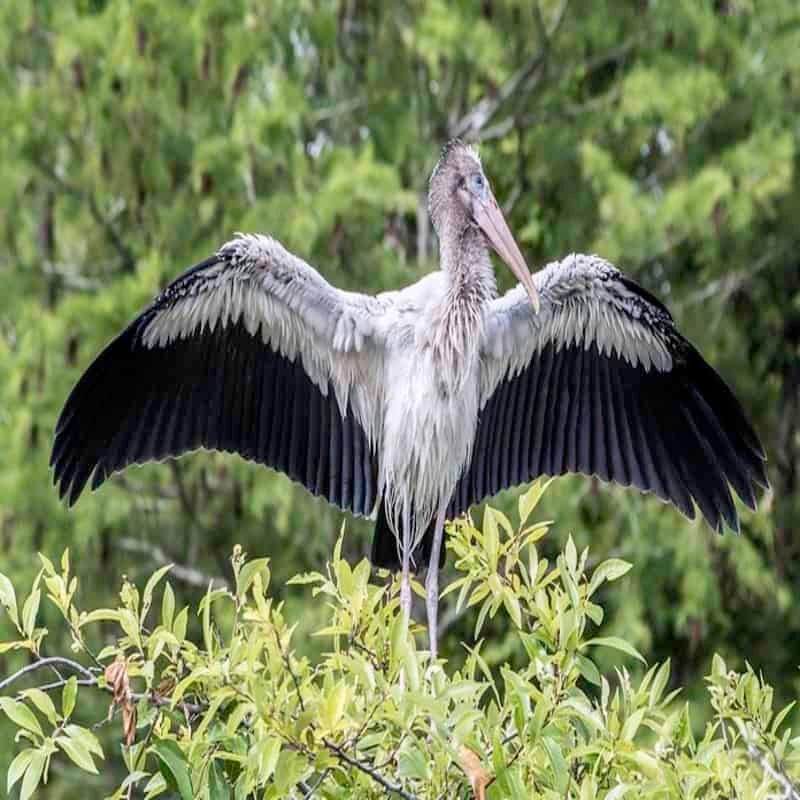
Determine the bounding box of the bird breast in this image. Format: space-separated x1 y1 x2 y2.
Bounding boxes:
379 320 482 535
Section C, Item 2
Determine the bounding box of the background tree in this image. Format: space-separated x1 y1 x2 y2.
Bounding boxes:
1 0 798 795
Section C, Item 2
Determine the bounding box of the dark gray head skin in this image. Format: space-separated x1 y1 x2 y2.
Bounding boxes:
428 139 486 236
428 139 539 311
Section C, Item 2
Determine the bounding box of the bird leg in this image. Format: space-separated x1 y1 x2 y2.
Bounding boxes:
400 551 412 622
399 505 412 622
425 505 448 661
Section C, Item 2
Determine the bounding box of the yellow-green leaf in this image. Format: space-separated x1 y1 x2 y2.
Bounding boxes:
0 697 44 737
21 689 58 725
518 477 553 525
161 582 175 630
7 748 34 792
153 739 193 800
21 589 40 639
237 558 270 599
141 564 173 623
62 676 77 719
80 609 123 627
56 733 99 773
584 636 646 665
20 749 46 800
0 571 19 628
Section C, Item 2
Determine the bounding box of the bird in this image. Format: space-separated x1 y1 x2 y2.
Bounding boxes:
51 139 768 658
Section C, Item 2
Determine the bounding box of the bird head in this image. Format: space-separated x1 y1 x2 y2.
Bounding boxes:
428 139 539 311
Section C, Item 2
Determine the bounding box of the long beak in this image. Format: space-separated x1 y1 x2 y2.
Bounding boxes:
474 193 539 313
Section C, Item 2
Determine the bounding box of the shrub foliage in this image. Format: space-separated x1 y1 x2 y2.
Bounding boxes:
1 483 797 799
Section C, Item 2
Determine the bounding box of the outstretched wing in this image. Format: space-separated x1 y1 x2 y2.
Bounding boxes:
450 254 768 530
51 234 385 514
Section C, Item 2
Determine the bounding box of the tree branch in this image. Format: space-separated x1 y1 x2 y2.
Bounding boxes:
0 656 97 692
747 744 800 800
450 0 569 140
1 656 206 715
323 739 421 800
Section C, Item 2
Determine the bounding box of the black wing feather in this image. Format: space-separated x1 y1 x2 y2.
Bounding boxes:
449 283 767 532
51 285 377 516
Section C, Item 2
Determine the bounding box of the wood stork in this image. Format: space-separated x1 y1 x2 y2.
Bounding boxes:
51 140 768 658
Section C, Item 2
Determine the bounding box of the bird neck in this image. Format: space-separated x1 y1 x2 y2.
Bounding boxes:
426 226 496 390
439 225 497 313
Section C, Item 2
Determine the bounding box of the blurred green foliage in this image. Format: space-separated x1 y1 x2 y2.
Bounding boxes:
1 0 799 796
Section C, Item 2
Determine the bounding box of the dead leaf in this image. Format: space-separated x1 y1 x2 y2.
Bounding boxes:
458 745 491 800
104 659 137 746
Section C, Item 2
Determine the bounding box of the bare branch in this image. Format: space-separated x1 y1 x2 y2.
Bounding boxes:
451 0 569 140
1 657 206 716
0 656 96 692
747 744 800 800
323 739 421 800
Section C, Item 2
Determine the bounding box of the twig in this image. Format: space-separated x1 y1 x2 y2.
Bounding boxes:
1 657 205 715
747 744 800 800
323 739 421 800
0 657 96 692
274 627 306 713
451 0 569 140
300 767 333 798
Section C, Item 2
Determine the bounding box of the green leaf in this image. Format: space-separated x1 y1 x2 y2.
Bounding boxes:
64 724 103 758
0 571 19 627
153 739 193 800
56 733 99 773
21 589 40 639
483 507 499 570
565 535 577 575
390 609 408 671
576 654 602 687
0 697 44 737
7 748 34 792
173 607 189 642
321 683 349 732
20 749 46 800
161 582 175 630
542 736 569 794
20 689 58 725
62 676 77 719
771 701 796 735
256 737 281 783
518 477 553 525
502 588 523 629
236 558 270 599
584 636 646 665
208 760 231 800
649 659 671 707
0 641 30 654
80 609 123 626
398 742 432 781
141 564 173 623
588 559 633 598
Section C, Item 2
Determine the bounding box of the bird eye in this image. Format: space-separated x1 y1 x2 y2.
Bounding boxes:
470 173 487 198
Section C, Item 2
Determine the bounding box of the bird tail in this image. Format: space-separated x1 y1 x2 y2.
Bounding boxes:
370 501 446 572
